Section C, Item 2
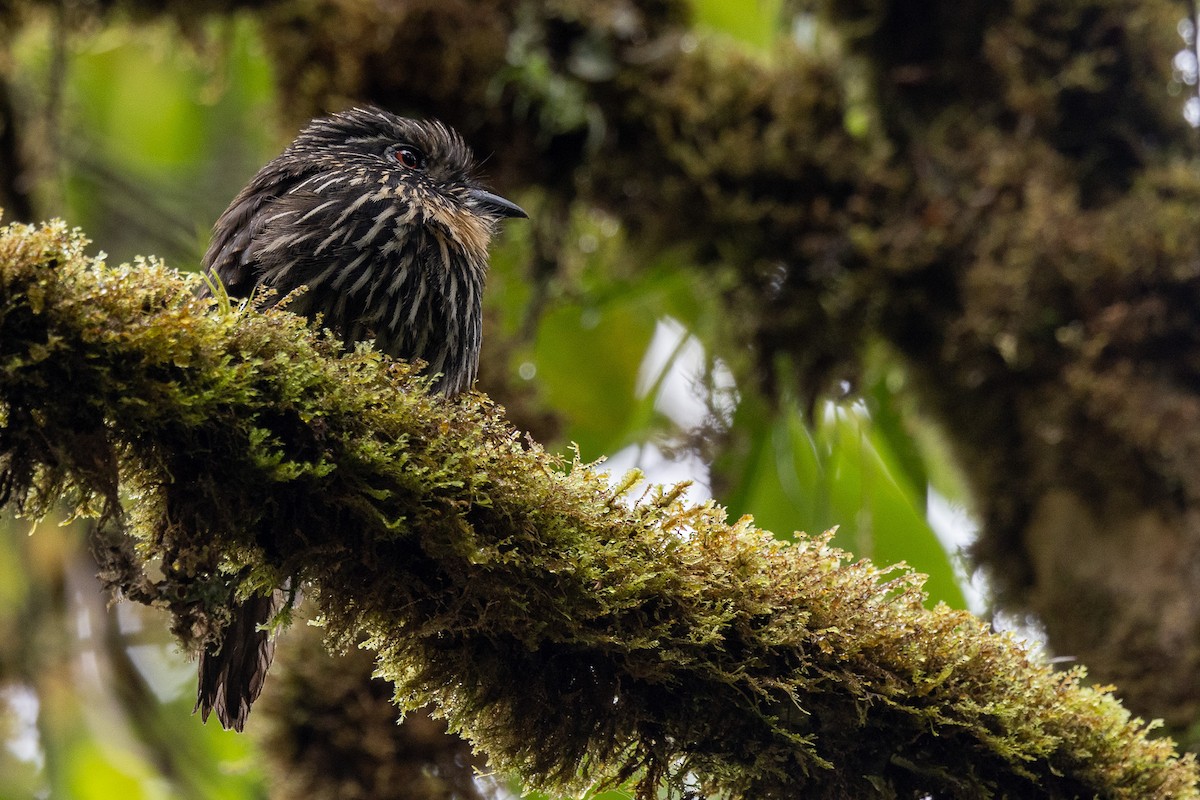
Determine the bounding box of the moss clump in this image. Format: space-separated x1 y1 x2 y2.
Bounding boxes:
0 216 1196 798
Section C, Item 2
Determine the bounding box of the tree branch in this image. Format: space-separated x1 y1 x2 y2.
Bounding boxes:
0 217 1195 797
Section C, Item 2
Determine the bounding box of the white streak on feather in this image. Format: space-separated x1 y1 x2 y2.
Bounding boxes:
354 204 399 248
257 230 314 256
310 256 346 287
314 229 342 255
387 269 412 331
330 250 371 290
261 209 300 227
333 192 374 228
387 262 409 295
436 235 452 275
381 213 418 255
408 276 427 326
296 198 340 224
293 174 322 192
347 259 377 295
313 174 347 194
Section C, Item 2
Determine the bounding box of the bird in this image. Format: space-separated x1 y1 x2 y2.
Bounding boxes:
195 106 527 731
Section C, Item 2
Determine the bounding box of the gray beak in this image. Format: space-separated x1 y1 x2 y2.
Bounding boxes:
469 188 528 219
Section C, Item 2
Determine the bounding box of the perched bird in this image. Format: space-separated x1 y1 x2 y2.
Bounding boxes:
196 106 527 731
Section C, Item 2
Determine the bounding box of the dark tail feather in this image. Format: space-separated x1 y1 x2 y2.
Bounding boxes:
195 590 284 732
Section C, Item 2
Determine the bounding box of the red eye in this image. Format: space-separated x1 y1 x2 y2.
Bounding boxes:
394 146 424 169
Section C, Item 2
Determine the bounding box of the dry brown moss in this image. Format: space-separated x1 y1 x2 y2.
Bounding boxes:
1 217 1197 797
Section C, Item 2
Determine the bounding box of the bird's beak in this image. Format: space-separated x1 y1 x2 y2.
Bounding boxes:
469 188 528 219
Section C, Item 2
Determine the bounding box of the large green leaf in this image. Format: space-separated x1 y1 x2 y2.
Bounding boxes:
718 395 968 609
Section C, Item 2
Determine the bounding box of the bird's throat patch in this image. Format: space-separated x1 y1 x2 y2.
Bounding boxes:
427 201 493 268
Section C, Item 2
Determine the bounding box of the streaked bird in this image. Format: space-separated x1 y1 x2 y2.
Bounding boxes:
196 106 527 731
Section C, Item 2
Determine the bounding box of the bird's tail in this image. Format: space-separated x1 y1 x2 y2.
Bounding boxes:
195 589 284 732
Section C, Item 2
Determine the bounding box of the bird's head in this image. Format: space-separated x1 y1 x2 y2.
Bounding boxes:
280 107 526 264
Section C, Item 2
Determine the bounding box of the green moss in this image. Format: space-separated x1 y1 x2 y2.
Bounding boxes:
0 216 1196 797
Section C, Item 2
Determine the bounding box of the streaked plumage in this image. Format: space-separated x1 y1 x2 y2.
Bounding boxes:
195 106 526 731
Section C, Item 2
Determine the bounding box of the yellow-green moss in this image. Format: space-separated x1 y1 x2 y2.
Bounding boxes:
0 217 1196 797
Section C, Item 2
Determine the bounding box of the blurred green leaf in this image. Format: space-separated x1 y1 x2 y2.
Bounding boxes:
523 213 725 459
10 16 279 267
67 740 163 800
535 300 657 457
687 0 786 51
72 33 206 169
0 519 30 610
862 344 974 507
822 405 965 607
719 396 967 609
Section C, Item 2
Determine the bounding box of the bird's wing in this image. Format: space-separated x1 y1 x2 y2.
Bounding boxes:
201 162 312 298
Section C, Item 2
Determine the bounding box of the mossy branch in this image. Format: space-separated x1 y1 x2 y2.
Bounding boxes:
0 217 1195 798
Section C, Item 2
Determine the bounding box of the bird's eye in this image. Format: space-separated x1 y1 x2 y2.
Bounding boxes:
393 145 425 170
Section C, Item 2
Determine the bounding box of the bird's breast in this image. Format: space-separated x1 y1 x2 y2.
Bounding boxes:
251 183 486 394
